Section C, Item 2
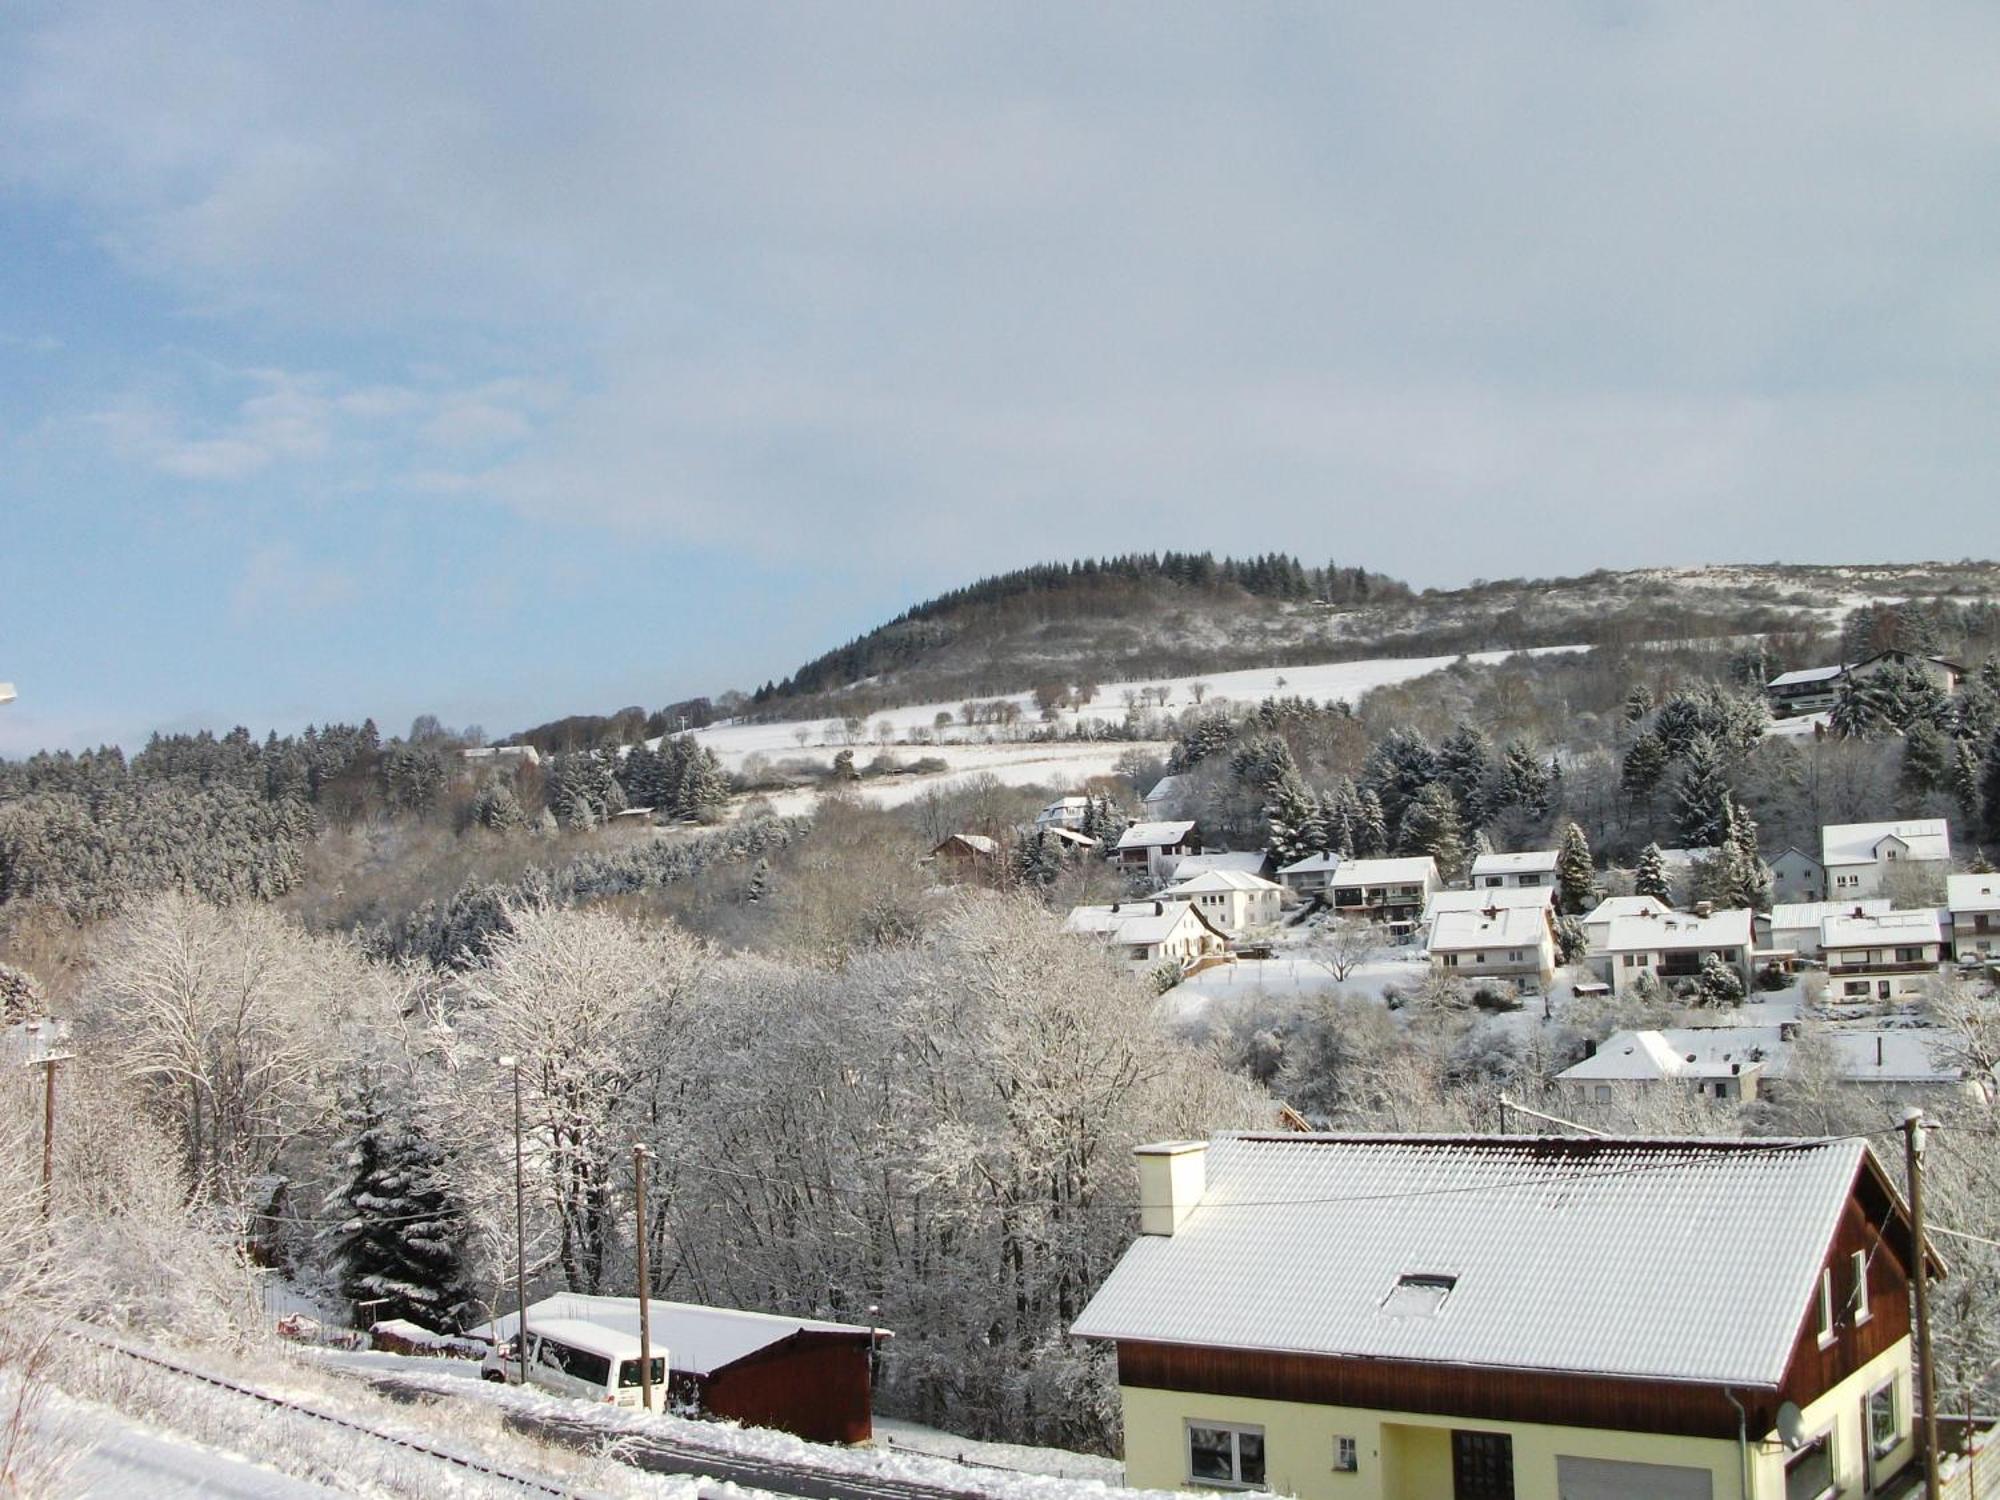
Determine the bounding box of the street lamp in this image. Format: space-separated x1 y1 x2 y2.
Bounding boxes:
498 1054 528 1382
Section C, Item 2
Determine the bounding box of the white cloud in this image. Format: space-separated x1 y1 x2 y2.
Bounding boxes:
230 543 354 619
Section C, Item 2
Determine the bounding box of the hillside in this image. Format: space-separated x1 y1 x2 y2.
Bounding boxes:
732 556 2000 728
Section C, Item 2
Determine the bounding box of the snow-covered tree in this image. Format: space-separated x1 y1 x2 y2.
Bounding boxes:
1554 822 1598 915
1634 842 1674 904
1396 782 1467 884
331 1079 472 1331
1673 733 1732 847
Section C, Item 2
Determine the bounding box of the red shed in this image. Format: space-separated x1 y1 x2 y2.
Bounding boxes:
476 1294 887 1444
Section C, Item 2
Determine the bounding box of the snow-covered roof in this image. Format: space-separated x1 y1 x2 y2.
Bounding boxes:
1035 797 1091 818
1648 847 1716 871
1559 1028 1784 1083
1427 905 1551 953
1170 851 1270 878
1766 665 1847 688
1142 775 1189 807
1469 850 1559 877
1278 852 1343 875
933 834 999 856
1426 887 1556 923
1820 909 1945 950
1821 818 1951 868
1579 895 1673 927
1327 856 1438 889
1602 907 1754 953
474 1295 876 1376
1768 899 1891 932
1039 826 1099 848
1947 874 2000 915
1165 869 1281 896
1766 1030 1962 1086
1072 1133 1883 1387
1115 820 1197 850
1063 900 1214 946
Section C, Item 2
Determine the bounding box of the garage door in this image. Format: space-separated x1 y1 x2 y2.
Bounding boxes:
1556 1456 1712 1500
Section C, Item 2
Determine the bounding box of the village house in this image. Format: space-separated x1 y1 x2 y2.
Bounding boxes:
1063 900 1226 972
1946 872 2000 964
1323 856 1442 934
1846 648 1965 696
1558 1027 1781 1103
1820 908 1949 1003
1276 851 1343 895
1169 850 1275 880
1425 903 1557 989
928 834 1001 879
1143 774 1193 817
1767 846 1827 905
1467 849 1559 890
1423 885 1555 927
1577 894 1673 957
1038 825 1099 856
461 743 542 768
1114 820 1203 881
1769 1029 1994 1107
1764 663 1849 718
1073 1133 1931 1500
1034 796 1093 831
1162 869 1284 935
474 1295 883 1443
1763 900 1892 964
1820 819 1951 901
1594 906 1755 994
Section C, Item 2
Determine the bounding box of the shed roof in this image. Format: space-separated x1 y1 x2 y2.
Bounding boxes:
1074 1134 1893 1388
475 1295 877 1376
1116 820 1197 850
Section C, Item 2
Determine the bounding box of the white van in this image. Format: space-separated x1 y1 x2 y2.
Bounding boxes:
482 1317 666 1408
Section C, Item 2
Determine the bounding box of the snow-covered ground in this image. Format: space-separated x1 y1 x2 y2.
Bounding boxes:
685 647 1585 818
1765 710 1832 740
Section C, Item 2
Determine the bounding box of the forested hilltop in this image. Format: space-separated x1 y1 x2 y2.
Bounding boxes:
726 555 2000 727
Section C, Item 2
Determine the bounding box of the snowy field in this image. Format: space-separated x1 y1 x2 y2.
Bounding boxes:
683 647 1585 817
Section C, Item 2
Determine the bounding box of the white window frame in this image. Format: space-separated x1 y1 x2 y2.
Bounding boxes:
1333 1435 1358 1473
1816 1267 1836 1348
1867 1377 1900 1459
1851 1250 1871 1325
1185 1420 1266 1490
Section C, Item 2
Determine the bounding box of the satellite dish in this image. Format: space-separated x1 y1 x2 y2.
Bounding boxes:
1776 1402 1806 1450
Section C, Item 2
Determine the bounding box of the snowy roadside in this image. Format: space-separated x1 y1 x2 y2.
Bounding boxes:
315 1350 1179 1500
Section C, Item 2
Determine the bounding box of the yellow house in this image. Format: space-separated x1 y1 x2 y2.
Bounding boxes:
1073 1134 1935 1500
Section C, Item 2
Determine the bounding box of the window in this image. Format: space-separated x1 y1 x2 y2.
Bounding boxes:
618 1356 667 1389
1594 1085 1611 1103
1851 1250 1871 1324
1381 1272 1457 1318
1443 953 1459 967
1473 952 1487 964
1896 946 1923 963
1334 1436 1357 1473
1816 1268 1835 1346
1187 1423 1264 1489
1451 1430 1514 1500
1868 1380 1899 1457
1622 954 1640 968
1785 1433 1834 1500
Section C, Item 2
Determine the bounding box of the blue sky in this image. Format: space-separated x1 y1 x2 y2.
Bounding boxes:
4 3 1999 754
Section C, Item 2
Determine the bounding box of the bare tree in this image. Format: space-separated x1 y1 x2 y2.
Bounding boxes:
1189 682 1211 705
1302 916 1384 982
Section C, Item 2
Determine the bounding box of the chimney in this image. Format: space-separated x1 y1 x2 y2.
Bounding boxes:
1136 1141 1208 1236
1694 901 1714 918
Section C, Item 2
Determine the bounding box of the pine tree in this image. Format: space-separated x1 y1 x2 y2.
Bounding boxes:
1396 782 1467 884
1497 741 1552 821
744 858 771 903
1263 770 1318 866
332 1084 472 1332
1695 952 1746 1007
1829 675 1886 739
1622 684 1655 724
1673 733 1732 847
470 779 524 831
1634 843 1674 904
1436 726 1494 831
1949 737 1984 830
1554 822 1597 915
1620 733 1670 809
1355 789 1388 857
1899 722 1953 802
1703 797 1770 911
1983 725 2000 844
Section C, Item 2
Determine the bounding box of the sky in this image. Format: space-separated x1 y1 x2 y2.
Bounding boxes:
3 3 1999 754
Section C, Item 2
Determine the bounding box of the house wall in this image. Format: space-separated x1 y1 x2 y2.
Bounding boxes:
1770 852 1826 904
1608 943 1753 995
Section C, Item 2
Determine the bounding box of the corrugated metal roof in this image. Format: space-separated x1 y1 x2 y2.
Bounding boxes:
1073 1134 1870 1388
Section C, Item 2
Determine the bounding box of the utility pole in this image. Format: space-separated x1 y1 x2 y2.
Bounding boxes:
633 1143 655 1412
40 1054 59 1220
1904 1107 1940 1500
500 1055 529 1383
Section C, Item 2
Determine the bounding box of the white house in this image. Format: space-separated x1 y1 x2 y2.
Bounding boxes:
1578 894 1674 958
1275 851 1342 895
1767 846 1827 905
1142 775 1192 816
1113 821 1202 881
1820 909 1949 1003
1034 796 1093 831
462 744 542 768
1768 1028 1993 1106
1559 1027 1783 1104
1596 907 1755 994
1468 849 1560 890
1163 869 1284 935
1323 856 1442 931
1820 819 1951 900
1063 900 1226 971
1764 663 1849 717
1422 885 1556 926
1765 899 1892 963
1946 872 2000 964
1426 903 1557 988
